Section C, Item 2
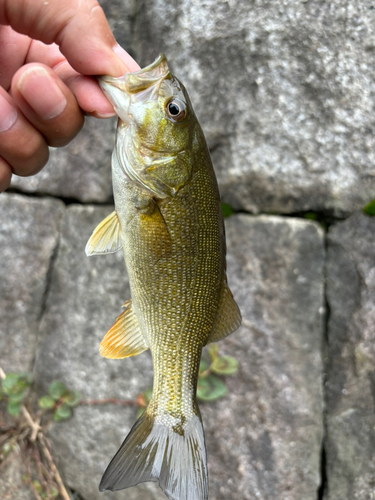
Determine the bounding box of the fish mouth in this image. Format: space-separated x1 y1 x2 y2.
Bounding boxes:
98 54 171 124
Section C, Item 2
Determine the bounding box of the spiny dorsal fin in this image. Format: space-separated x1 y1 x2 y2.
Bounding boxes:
206 280 241 344
85 211 122 256
99 300 148 359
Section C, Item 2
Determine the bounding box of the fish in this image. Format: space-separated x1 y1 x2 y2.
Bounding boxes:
85 53 241 500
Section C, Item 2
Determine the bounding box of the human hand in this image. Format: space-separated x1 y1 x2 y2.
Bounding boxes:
0 0 140 193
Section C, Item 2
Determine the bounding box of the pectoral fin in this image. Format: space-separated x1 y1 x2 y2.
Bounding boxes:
207 280 241 344
99 300 148 359
86 211 122 256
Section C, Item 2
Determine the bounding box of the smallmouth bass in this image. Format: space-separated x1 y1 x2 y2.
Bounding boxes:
86 54 241 500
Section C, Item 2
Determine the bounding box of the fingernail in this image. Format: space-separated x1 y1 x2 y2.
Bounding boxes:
0 93 17 132
18 67 67 120
96 111 117 118
113 45 141 73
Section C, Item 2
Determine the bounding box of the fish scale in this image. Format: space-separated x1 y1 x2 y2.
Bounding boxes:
85 54 241 500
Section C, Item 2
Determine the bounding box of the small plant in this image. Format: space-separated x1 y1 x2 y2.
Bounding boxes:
221 202 234 218
303 212 327 230
32 479 59 499
38 381 81 422
363 199 375 216
0 369 72 500
304 212 318 221
136 387 153 418
0 372 32 416
197 344 239 401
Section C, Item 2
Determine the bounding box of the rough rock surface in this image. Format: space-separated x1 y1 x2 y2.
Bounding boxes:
9 1 375 214
33 209 325 500
0 194 64 373
325 213 375 500
11 117 116 203
202 215 325 499
133 0 375 215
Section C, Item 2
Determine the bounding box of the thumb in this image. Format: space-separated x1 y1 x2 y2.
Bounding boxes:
0 0 139 76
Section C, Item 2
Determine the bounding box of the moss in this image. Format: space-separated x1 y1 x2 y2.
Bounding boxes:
304 212 318 221
221 202 234 218
363 199 375 216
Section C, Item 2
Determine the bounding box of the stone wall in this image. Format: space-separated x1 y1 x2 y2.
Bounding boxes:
1 1 375 499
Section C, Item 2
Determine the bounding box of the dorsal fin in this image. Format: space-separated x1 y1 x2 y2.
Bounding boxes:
99 300 148 359
206 280 241 344
85 211 122 256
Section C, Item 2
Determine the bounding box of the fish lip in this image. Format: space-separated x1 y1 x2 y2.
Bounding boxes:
97 74 126 90
129 53 167 76
97 53 171 124
98 53 169 92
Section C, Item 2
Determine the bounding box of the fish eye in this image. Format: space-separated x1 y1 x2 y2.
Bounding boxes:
166 98 186 122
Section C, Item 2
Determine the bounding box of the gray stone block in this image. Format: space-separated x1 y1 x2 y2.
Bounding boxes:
11 117 116 203
202 215 325 499
0 193 64 373
34 209 325 499
325 212 375 500
133 0 375 216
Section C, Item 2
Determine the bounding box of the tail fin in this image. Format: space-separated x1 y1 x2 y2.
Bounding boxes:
99 409 208 500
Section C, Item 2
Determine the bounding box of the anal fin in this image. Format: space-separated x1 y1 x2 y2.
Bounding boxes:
207 280 241 344
99 300 148 359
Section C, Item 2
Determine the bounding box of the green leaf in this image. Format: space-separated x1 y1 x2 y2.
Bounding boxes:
143 387 153 405
64 390 81 407
53 404 72 421
49 381 67 400
38 395 56 409
8 392 26 404
33 480 42 494
7 401 21 417
199 358 209 376
221 202 234 218
3 373 32 395
51 486 59 498
208 344 219 362
363 199 375 216
2 373 19 394
18 372 32 388
136 387 153 418
196 374 227 401
211 355 239 375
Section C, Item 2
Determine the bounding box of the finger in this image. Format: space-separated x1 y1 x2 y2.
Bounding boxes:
0 87 49 176
11 63 84 147
0 0 137 77
0 25 31 90
0 156 13 193
63 73 116 118
26 41 116 117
